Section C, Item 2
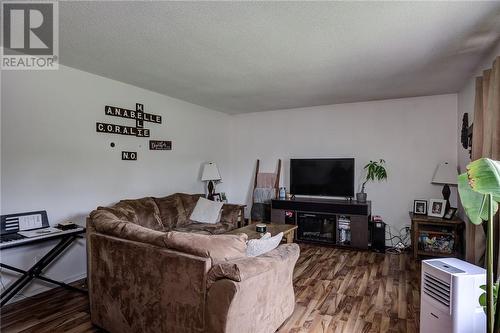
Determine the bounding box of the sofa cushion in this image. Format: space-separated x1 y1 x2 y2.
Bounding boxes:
219 204 241 227
115 197 164 231
91 216 167 248
153 193 187 230
164 231 247 265
177 193 205 225
92 197 164 231
174 222 235 235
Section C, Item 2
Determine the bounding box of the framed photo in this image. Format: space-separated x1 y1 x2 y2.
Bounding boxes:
428 199 447 218
213 193 222 202
443 207 457 220
413 200 428 215
220 192 228 203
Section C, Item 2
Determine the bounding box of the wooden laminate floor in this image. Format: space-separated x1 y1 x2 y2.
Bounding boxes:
0 245 420 333
278 245 420 333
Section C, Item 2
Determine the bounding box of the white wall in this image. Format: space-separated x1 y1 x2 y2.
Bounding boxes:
0 65 230 300
0 65 462 300
227 94 459 239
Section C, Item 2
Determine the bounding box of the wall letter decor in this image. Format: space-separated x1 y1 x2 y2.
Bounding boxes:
97 103 171 160
96 103 161 138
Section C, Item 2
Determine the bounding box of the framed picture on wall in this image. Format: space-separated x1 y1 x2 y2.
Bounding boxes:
413 200 428 215
428 199 447 218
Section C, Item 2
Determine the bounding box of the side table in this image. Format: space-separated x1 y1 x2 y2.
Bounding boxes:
409 212 465 260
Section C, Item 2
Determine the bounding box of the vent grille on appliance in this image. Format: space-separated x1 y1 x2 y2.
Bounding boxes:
423 273 451 307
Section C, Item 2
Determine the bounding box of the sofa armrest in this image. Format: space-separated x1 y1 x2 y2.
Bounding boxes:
88 216 167 248
207 243 299 288
87 231 211 333
220 204 242 228
206 243 300 333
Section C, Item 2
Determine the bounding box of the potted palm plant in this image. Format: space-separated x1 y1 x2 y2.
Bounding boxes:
458 158 500 333
356 159 387 203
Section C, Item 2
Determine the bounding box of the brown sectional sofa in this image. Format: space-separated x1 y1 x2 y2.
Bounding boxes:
89 192 242 235
87 193 300 333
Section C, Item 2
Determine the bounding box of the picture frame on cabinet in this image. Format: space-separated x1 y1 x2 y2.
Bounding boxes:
413 200 428 215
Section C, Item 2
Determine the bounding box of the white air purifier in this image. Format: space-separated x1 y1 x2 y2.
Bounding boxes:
420 258 486 333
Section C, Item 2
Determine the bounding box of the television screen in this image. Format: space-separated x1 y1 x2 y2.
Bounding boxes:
290 158 355 197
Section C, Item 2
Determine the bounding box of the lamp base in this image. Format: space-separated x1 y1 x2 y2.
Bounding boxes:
207 180 216 200
442 184 451 211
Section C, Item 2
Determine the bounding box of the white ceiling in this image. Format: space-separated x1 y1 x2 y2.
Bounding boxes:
59 1 500 114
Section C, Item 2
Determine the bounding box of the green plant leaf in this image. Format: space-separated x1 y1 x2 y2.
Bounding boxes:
478 283 499 316
458 173 490 225
363 159 388 183
463 158 500 333
480 292 487 309
467 158 500 197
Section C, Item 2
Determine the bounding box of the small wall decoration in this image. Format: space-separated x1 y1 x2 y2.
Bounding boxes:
122 151 137 160
461 113 473 158
461 113 469 149
149 140 172 150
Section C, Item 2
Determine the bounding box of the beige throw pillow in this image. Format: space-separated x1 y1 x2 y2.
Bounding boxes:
190 197 223 224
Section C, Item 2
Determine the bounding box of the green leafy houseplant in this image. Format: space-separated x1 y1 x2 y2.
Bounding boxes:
458 158 500 333
356 159 388 202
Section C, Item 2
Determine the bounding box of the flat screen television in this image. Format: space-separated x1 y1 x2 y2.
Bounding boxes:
290 158 355 197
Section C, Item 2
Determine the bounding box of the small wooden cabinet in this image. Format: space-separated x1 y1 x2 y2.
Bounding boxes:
409 212 465 260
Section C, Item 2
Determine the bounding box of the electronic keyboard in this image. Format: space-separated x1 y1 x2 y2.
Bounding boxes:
0 227 85 249
0 211 84 249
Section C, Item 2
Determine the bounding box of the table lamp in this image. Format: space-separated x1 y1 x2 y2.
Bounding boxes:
201 162 221 200
431 162 458 211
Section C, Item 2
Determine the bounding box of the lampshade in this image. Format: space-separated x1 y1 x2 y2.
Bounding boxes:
201 162 221 181
432 162 458 185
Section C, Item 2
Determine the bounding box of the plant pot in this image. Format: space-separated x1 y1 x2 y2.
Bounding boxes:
356 192 367 203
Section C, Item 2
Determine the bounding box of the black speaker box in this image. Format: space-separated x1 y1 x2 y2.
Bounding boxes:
371 221 386 252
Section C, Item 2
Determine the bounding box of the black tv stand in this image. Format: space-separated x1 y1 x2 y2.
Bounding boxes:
271 197 371 249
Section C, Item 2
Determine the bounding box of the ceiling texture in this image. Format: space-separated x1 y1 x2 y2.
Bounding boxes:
59 1 500 114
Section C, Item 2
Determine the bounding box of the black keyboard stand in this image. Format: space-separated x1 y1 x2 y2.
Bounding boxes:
1 230 87 307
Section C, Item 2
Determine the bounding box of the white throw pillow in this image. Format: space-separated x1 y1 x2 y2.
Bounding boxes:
246 232 283 257
190 197 224 224
260 232 271 240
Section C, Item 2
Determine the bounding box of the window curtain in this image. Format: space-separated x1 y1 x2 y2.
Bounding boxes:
467 56 500 278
